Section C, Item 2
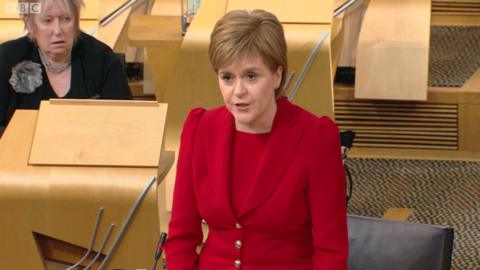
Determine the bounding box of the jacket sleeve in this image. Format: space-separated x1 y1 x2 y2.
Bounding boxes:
307 116 348 270
0 43 11 127
165 108 206 270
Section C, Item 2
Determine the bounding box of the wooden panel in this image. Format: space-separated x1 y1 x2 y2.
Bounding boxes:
349 130 457 138
336 85 480 105
79 19 98 34
157 151 175 233
335 99 459 150
0 0 98 19
431 1 480 28
338 115 457 123
29 99 167 167
161 0 228 211
227 0 334 24
128 15 182 47
146 43 182 101
353 143 457 150
151 0 182 16
0 110 170 270
126 7 185 100
462 69 480 94
459 104 480 152
432 0 480 15
283 24 335 117
348 147 480 160
334 0 350 11
356 138 457 145
81 0 100 19
0 20 25 43
432 15 480 26
337 120 457 127
0 0 26 18
340 125 457 134
96 0 132 49
432 1 480 15
331 15 345 77
355 0 431 100
334 74 480 157
35 233 104 268
337 0 366 67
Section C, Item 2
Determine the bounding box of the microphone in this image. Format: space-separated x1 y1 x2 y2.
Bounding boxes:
152 232 167 270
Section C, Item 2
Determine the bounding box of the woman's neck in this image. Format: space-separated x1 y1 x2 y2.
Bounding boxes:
43 51 70 65
38 49 72 74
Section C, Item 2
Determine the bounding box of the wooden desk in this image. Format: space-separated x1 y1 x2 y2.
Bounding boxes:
0 101 171 269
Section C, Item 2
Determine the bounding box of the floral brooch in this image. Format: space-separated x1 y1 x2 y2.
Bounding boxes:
9 61 43 94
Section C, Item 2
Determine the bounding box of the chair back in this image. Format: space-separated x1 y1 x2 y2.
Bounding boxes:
347 214 454 270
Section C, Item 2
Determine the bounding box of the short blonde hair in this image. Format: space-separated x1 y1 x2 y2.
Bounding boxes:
20 0 84 40
209 9 288 98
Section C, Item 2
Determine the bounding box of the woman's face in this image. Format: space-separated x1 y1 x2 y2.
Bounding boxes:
218 55 282 133
31 1 75 61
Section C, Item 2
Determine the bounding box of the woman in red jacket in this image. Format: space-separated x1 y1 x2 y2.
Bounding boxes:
165 9 348 270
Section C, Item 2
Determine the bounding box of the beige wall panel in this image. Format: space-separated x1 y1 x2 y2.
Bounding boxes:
283 24 334 118
331 16 344 77
0 0 98 19
96 0 132 48
151 0 182 16
146 43 182 101
462 69 480 94
81 0 100 19
0 20 25 43
227 0 334 24
355 0 431 101
0 0 24 18
162 0 228 210
79 19 98 34
337 0 366 67
334 0 349 10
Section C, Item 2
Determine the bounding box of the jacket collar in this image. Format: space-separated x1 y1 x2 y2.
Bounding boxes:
205 97 304 218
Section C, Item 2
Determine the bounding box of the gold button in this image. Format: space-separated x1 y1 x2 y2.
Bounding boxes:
234 259 241 268
235 223 242 229
234 240 242 249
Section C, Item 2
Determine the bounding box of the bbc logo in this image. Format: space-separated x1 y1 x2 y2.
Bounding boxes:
4 2 41 14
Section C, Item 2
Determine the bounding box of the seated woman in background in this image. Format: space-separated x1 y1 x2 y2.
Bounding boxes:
165 9 348 270
0 0 132 129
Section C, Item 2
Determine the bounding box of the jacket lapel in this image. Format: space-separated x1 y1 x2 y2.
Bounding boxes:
205 109 237 219
239 98 304 217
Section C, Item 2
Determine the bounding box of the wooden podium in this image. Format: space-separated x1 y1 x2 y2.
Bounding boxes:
0 99 172 269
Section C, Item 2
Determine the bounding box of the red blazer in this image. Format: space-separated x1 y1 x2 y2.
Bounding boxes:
166 97 348 270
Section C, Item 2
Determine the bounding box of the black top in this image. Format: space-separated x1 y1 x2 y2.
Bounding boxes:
0 32 132 127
